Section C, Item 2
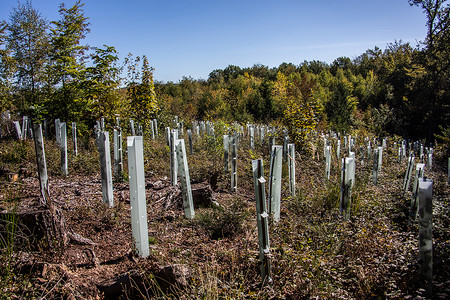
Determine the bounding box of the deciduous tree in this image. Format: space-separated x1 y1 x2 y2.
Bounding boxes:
126 55 158 129
84 45 121 123
0 21 14 114
6 1 49 114
274 72 321 151
325 74 357 133
409 0 449 141
47 0 90 122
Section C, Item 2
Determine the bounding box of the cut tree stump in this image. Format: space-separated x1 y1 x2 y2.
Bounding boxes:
97 264 191 298
0 204 94 250
161 182 216 210
191 182 216 208
97 269 147 299
155 264 191 291
0 206 68 249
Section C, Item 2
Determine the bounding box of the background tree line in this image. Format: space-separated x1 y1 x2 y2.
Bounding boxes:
0 0 448 146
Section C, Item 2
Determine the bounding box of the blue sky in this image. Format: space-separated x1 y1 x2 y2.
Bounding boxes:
0 0 427 82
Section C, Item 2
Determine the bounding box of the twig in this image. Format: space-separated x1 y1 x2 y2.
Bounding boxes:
40 270 65 300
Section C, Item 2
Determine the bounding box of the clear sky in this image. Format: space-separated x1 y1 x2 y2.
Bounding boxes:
0 0 428 82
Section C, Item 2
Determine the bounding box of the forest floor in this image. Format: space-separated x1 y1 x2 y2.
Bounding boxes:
0 134 449 299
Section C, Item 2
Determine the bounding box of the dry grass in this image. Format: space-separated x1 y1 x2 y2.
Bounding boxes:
0 129 449 299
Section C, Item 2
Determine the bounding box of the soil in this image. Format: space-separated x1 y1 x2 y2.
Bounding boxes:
1 138 449 299
1 172 255 299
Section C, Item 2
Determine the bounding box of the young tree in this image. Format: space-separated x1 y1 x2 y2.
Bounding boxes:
274 71 321 152
126 54 158 129
325 76 358 133
6 1 49 114
48 0 90 122
84 45 121 123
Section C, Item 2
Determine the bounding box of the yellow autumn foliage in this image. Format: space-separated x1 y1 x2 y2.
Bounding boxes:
273 72 321 152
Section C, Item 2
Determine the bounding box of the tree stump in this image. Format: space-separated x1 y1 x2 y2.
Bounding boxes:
0 203 94 250
161 182 215 210
97 264 191 298
0 206 68 250
192 182 215 208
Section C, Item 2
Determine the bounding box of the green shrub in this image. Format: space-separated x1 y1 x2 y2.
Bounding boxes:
0 140 30 164
195 198 248 239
